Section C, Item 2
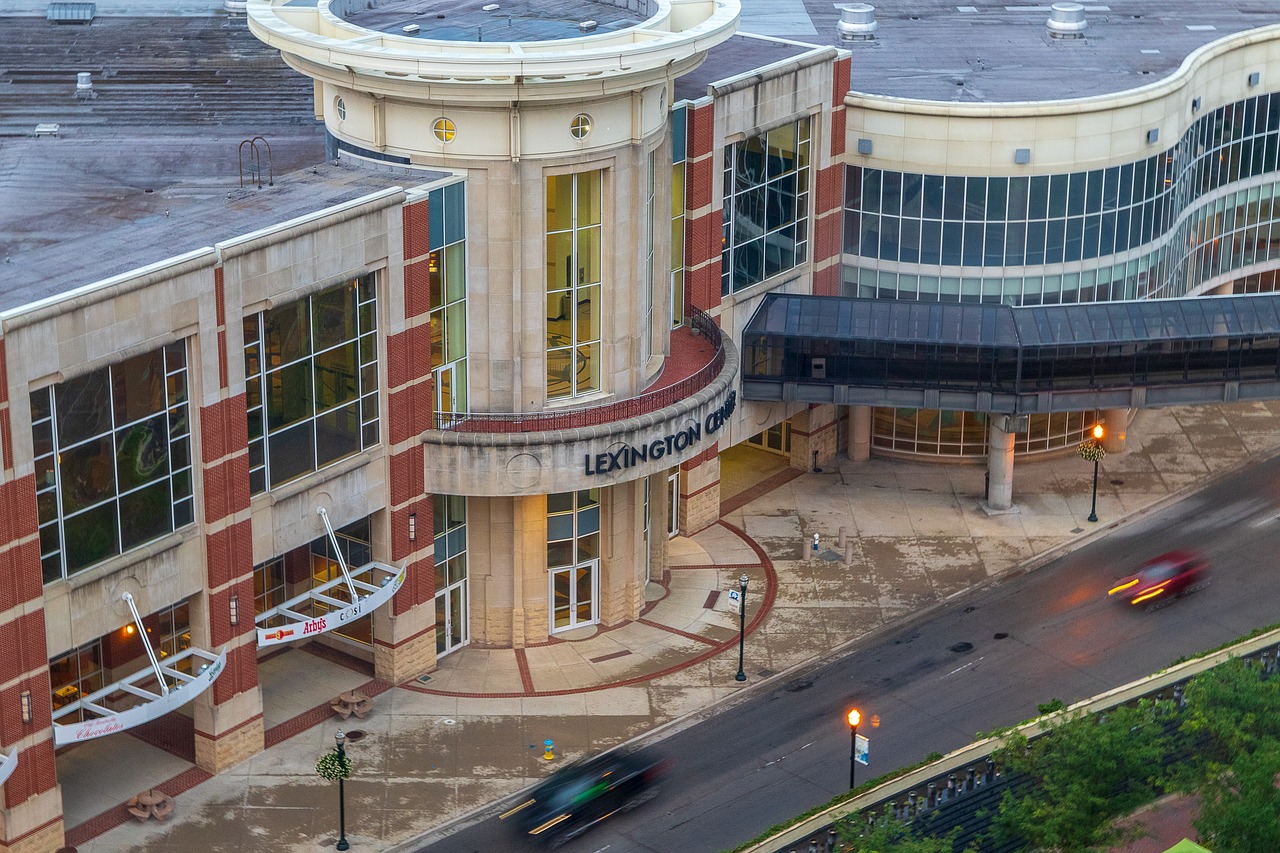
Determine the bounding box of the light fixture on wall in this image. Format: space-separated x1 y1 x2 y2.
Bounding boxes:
230 594 240 627
20 690 31 724
408 512 417 542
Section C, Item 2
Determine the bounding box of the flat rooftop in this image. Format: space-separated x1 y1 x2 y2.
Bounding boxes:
776 0 1275 102
343 0 644 42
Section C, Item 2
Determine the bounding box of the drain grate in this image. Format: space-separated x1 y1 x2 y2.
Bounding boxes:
344 730 366 742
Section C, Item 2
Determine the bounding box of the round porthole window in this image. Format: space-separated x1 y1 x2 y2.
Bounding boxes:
432 117 457 143
335 97 347 121
570 114 592 140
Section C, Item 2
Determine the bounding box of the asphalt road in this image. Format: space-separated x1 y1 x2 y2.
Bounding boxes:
418 455 1280 853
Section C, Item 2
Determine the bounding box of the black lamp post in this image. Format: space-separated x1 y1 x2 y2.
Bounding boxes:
734 573 749 682
847 708 861 789
335 729 350 851
1087 423 1104 524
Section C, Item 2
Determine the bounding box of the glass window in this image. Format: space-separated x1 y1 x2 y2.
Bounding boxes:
723 117 811 293
50 640 104 722
546 171 604 399
244 275 379 492
34 344 193 581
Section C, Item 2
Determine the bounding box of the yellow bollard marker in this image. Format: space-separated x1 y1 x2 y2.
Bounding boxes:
543 739 554 761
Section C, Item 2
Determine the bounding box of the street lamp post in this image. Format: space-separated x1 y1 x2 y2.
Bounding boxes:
735 574 749 682
1087 423 1104 523
847 708 861 790
335 729 350 851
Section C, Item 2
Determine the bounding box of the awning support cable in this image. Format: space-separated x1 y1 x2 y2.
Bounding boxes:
317 506 361 604
122 592 169 697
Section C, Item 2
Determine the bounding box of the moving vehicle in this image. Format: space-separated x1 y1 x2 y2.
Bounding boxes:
502 751 667 848
1108 550 1209 609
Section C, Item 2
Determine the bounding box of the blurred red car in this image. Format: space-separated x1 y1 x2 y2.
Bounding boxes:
1108 550 1209 609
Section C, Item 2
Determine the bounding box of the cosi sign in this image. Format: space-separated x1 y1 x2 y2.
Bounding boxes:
584 391 737 476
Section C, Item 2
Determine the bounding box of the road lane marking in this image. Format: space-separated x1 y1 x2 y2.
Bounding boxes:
945 656 985 677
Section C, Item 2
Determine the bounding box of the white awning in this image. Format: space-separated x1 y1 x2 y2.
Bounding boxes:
52 647 227 747
0 748 17 786
255 560 406 647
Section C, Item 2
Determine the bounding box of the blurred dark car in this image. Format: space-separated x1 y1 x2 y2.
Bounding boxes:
503 751 667 847
1108 550 1209 609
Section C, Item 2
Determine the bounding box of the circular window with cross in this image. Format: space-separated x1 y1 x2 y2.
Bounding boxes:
433 117 456 143
570 114 592 140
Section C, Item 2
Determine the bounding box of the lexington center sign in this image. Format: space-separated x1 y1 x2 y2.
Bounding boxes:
585 391 737 475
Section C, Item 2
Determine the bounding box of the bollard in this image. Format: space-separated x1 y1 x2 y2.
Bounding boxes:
906 791 917 818
826 828 838 852
808 839 819 853
843 540 854 567
965 767 975 791
947 773 957 799
543 739 554 760
837 526 847 549
1173 684 1185 707
986 759 997 782
927 781 937 808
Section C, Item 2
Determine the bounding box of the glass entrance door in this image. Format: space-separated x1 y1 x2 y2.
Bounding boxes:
435 581 468 656
549 560 598 633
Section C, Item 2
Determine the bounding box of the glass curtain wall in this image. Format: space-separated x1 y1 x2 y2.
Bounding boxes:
723 116 811 294
429 182 468 418
33 344 194 582
244 275 379 492
547 489 600 631
845 91 1280 304
546 171 603 400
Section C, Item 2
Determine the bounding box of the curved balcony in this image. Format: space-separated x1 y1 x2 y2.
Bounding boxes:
422 310 738 496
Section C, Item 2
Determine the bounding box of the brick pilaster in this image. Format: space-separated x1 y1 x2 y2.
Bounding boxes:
0 335 64 850
683 102 722 314
372 200 437 684
192 277 264 773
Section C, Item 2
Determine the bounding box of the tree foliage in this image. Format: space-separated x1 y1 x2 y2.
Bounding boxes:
1195 739 1280 853
837 815 975 853
1181 658 1280 759
989 701 1177 852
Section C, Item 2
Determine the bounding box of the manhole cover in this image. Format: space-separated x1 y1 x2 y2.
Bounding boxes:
949 642 974 653
345 730 366 742
994 632 1009 640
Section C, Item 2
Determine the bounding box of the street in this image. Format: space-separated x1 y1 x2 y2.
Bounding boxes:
414 454 1280 853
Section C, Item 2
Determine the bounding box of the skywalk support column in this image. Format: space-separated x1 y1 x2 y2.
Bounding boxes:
1103 409 1127 454
846 405 872 462
374 197 437 684
0 337 64 851
194 267 264 774
985 416 1016 512
790 404 838 471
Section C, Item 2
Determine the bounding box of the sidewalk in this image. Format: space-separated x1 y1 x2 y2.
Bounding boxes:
72 400 1280 853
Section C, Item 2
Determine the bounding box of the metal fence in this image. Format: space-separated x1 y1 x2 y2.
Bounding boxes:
432 309 725 433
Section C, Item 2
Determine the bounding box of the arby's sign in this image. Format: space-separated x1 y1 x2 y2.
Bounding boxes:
257 564 407 648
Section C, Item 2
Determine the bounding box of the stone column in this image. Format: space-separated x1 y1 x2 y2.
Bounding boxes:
846 405 872 462
1103 409 1128 454
679 447 720 534
598 481 644 627
985 417 1016 512
789 404 838 471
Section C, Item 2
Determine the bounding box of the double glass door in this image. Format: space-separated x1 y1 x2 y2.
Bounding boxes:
550 560 598 632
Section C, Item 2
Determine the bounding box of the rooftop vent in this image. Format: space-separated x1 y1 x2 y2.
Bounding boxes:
75 71 95 100
836 3 878 42
402 23 419 33
1046 2 1087 39
579 19 597 32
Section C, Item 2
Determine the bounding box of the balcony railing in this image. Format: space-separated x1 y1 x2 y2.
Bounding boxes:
434 309 725 433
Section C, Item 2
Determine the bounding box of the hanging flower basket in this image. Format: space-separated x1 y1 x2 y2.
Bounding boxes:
1077 439 1106 463
316 750 352 781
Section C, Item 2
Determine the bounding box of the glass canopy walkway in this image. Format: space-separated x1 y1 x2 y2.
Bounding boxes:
740 294 1280 414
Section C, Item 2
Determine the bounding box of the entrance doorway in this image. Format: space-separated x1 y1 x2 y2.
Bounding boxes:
549 561 599 632
434 494 469 657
